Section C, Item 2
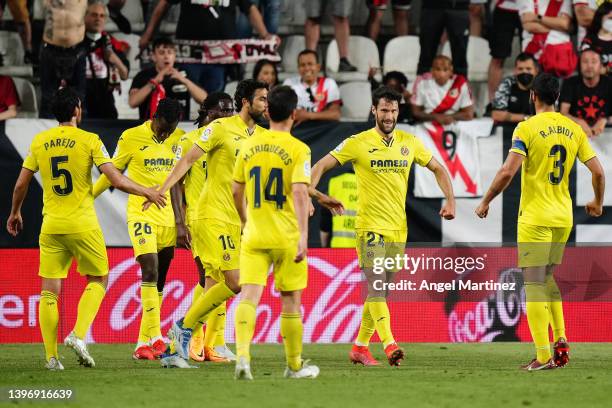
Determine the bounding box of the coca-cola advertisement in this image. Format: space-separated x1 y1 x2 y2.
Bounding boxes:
1 248 611 344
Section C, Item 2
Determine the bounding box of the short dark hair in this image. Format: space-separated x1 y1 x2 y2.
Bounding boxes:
297 49 319 64
152 37 175 51
267 85 297 122
515 52 538 66
252 59 279 86
234 79 268 111
588 1 612 37
154 98 182 124
532 73 560 106
580 48 602 63
372 86 402 107
383 71 408 88
195 91 233 127
51 87 81 122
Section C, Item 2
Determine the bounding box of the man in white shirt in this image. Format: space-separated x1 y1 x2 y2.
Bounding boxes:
411 55 474 124
283 49 342 124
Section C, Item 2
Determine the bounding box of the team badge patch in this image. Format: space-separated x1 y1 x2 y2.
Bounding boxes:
334 140 346 152
201 127 212 142
223 253 231 261
401 146 410 156
139 238 146 245
449 89 459 98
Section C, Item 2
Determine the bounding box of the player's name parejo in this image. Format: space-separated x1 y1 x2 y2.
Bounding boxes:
373 279 516 293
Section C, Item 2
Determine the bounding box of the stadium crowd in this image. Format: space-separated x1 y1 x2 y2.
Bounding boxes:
0 0 611 130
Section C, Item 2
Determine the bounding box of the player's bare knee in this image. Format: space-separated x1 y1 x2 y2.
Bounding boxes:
86 274 108 289
224 270 241 293
280 291 302 314
41 278 62 295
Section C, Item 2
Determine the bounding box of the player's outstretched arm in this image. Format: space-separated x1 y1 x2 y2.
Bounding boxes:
584 157 605 217
170 183 191 249
92 173 113 198
7 168 34 237
293 182 310 263
476 152 524 218
426 158 456 220
309 154 345 215
99 163 167 209
232 181 247 229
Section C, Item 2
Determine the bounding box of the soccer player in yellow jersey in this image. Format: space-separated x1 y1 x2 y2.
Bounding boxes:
476 73 605 371
92 99 187 361
176 92 237 363
142 80 269 365
232 85 319 379
310 87 456 367
6 88 166 370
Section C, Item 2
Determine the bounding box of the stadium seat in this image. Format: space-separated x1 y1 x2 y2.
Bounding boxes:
339 81 371 122
115 78 139 120
326 36 380 83
160 3 180 35
383 36 420 80
224 80 239 98
112 33 141 78
278 35 305 81
105 0 145 33
11 77 38 118
441 36 491 82
0 31 32 77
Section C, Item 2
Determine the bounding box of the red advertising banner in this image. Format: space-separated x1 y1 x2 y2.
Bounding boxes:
1 248 611 344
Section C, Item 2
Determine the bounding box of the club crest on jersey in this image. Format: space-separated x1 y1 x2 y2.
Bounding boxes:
223 253 231 261
449 89 459 98
401 146 410 156
139 238 146 245
304 160 311 177
334 140 346 152
201 127 212 142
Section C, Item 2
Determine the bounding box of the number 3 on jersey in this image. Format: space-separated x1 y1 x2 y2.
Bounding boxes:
249 166 287 209
549 145 567 185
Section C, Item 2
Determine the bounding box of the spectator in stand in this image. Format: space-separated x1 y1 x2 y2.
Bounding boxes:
518 0 575 78
305 0 358 72
140 0 275 93
252 59 278 88
469 0 487 37
417 0 470 77
129 37 206 121
581 1 612 75
560 49 612 137
491 52 539 123
283 49 342 124
412 55 474 124
368 70 412 123
83 1 129 119
365 0 411 41
488 0 523 102
237 0 280 38
574 0 598 45
39 0 88 118
0 0 33 63
0 75 19 122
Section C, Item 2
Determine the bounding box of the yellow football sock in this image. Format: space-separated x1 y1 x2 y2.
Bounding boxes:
281 312 303 371
235 299 257 361
214 301 227 348
525 282 552 363
355 300 375 346
183 282 235 329
140 283 161 343
73 282 106 339
204 302 227 348
39 291 59 361
367 297 395 347
158 291 164 310
546 274 566 341
190 284 206 340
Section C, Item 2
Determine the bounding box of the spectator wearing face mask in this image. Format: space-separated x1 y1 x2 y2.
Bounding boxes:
580 1 612 75
560 49 612 138
491 53 539 124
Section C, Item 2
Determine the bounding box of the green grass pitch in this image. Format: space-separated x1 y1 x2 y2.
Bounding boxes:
1 343 610 408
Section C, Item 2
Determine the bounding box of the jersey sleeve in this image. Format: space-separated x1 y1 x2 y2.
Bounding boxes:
560 0 573 16
509 121 530 156
194 123 222 153
577 130 597 163
22 145 38 172
411 76 425 106
413 136 433 167
326 78 342 105
111 133 134 170
518 0 534 15
292 145 312 185
177 135 195 159
232 148 247 183
458 81 474 109
329 136 358 165
91 135 113 168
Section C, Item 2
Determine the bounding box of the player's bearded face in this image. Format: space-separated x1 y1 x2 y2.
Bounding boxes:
248 88 269 121
374 99 399 134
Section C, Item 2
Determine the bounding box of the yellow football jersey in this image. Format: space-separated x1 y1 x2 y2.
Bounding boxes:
194 114 264 226
93 121 185 226
330 127 433 232
22 126 112 234
177 129 207 225
233 130 311 249
510 112 596 227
